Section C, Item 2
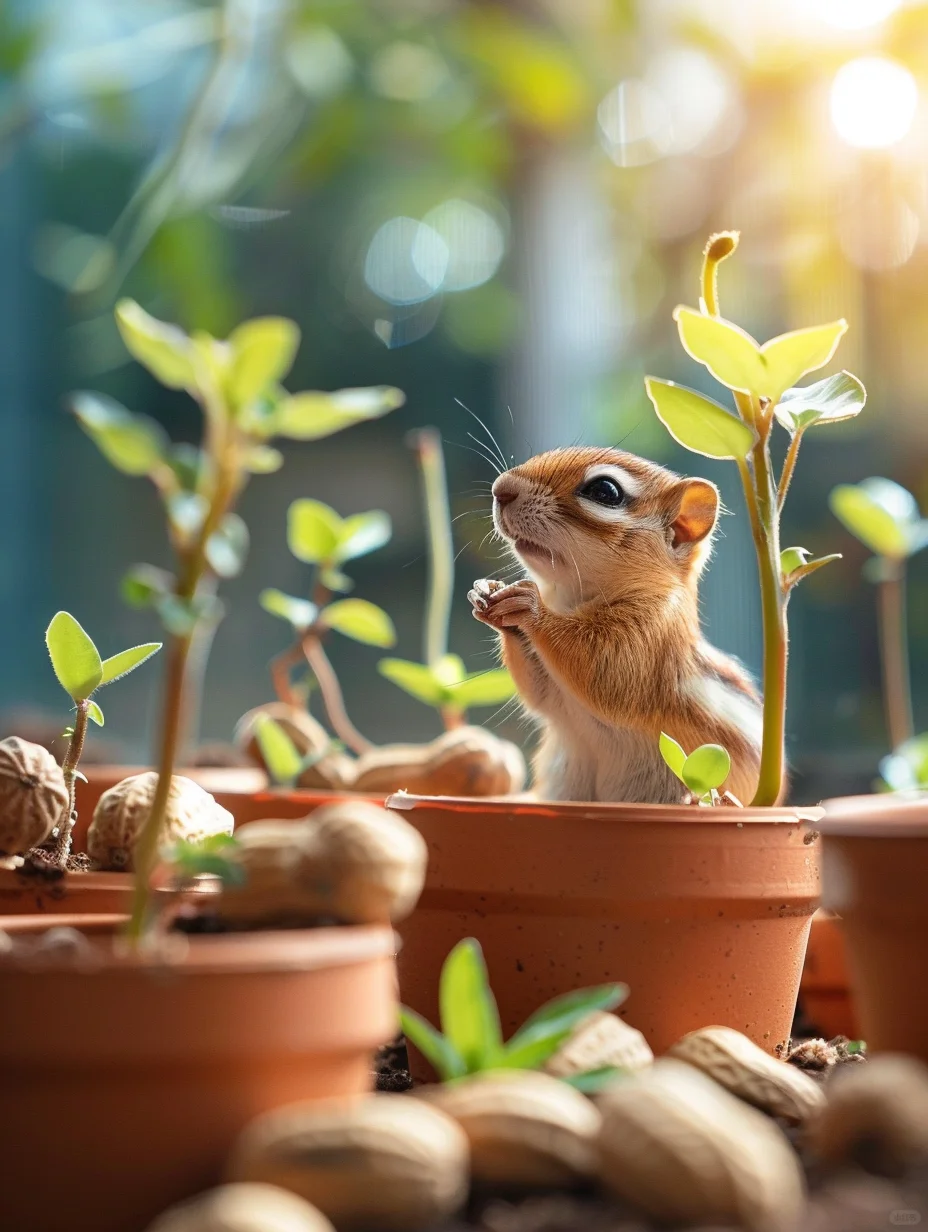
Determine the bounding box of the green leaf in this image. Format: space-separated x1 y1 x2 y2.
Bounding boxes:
659 732 687 780
121 564 174 609
206 513 250 579
674 307 848 403
167 834 245 887
99 642 161 686
502 987 627 1069
644 378 755 461
561 1067 625 1094
288 499 343 563
114 299 196 391
880 733 928 792
439 939 503 1072
830 479 918 559
399 1008 466 1081
321 599 396 647
252 713 303 786
45 612 103 702
244 445 284 474
378 659 447 707
166 492 209 541
166 443 202 491
86 700 104 727
155 593 223 637
447 669 517 709
320 567 354 593
434 654 467 687
227 317 300 408
274 386 405 441
681 744 731 794
71 391 169 476
774 371 867 434
334 511 392 564
781 547 841 586
780 547 809 577
259 589 318 631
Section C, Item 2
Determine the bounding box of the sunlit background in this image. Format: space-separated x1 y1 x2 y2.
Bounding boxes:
4 0 928 800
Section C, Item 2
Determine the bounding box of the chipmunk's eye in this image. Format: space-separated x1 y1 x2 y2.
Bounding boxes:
579 476 624 507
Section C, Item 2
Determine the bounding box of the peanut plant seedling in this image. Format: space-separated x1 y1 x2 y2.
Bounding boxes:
400 937 627 1092
73 299 403 937
645 232 866 806
659 733 733 805
830 477 928 754
45 610 160 864
250 712 344 789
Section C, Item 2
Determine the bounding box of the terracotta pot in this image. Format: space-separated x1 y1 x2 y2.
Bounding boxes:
387 794 821 1074
818 793 928 1060
0 915 398 1232
0 865 135 915
798 910 860 1040
216 786 387 829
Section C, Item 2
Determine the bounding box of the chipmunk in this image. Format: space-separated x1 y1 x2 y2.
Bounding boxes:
468 447 764 804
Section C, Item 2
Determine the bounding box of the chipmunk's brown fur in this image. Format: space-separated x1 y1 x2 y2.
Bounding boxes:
469 447 762 804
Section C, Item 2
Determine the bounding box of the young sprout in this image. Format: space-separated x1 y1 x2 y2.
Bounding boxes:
162 833 245 889
74 300 403 938
262 497 397 753
659 733 732 806
645 232 867 806
400 937 627 1092
830 478 928 751
378 428 516 728
45 611 160 865
250 712 343 789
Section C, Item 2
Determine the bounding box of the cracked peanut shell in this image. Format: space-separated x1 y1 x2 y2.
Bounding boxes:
0 736 69 856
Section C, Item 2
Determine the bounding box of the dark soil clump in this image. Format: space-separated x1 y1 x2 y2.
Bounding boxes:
373 1038 412 1092
19 848 94 878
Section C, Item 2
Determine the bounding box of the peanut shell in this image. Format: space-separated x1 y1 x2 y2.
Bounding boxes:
145 1183 334 1232
352 726 525 796
0 737 69 856
544 1012 653 1081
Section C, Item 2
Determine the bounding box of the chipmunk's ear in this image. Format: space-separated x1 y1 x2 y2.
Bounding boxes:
668 479 719 548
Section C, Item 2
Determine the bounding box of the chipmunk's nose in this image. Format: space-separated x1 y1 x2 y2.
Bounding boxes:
492 474 521 508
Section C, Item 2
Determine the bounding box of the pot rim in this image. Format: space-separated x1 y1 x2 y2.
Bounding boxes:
0 920 398 975
819 792 928 836
386 792 822 826
0 867 134 889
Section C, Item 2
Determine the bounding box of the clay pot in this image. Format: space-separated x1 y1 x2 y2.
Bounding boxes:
387 795 821 1076
799 910 860 1040
0 914 398 1232
0 865 135 915
818 793 928 1060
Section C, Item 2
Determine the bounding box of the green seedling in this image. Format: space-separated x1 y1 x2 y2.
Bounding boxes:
74 299 403 938
645 232 866 806
659 733 732 805
251 712 344 789
45 610 160 865
830 478 928 752
400 937 627 1092
261 497 397 755
378 428 515 729
163 833 245 888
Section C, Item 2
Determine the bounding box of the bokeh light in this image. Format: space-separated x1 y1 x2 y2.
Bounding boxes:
810 0 902 30
363 217 449 306
830 56 918 149
421 200 506 292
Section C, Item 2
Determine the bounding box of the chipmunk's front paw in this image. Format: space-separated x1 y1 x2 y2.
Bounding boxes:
470 579 540 631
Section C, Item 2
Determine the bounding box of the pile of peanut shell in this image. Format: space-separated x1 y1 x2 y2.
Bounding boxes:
144 1019 928 1232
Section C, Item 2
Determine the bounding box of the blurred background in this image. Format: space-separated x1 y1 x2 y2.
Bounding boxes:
3 0 928 801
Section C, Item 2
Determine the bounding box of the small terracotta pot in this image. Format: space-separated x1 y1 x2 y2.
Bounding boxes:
387 794 821 1074
818 793 928 1060
0 915 398 1232
799 910 860 1040
0 865 135 915
215 787 387 829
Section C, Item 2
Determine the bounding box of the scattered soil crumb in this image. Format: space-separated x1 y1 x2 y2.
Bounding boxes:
19 848 94 878
373 1038 412 1092
788 1036 867 1076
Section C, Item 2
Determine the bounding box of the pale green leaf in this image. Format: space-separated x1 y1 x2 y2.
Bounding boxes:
774 371 866 434
334 511 392 564
71 391 168 476
759 322 848 403
121 564 174 609
320 567 354 593
378 659 447 707
659 732 687 780
682 744 731 794
561 1067 625 1094
439 939 503 1072
46 611 103 702
320 599 396 647
781 547 841 585
166 492 209 540
99 642 161 686
252 713 303 786
447 669 516 709
114 299 196 390
259 589 318 630
86 700 104 727
274 386 405 441
244 445 284 474
288 499 343 563
434 654 467 687
399 1008 466 1081
205 513 250 578
780 546 810 576
830 480 916 559
644 378 755 461
227 317 300 407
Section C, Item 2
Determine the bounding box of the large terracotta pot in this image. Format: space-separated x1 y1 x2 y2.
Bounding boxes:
387 795 821 1071
0 915 398 1232
0 866 135 915
819 793 928 1060
799 910 860 1040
